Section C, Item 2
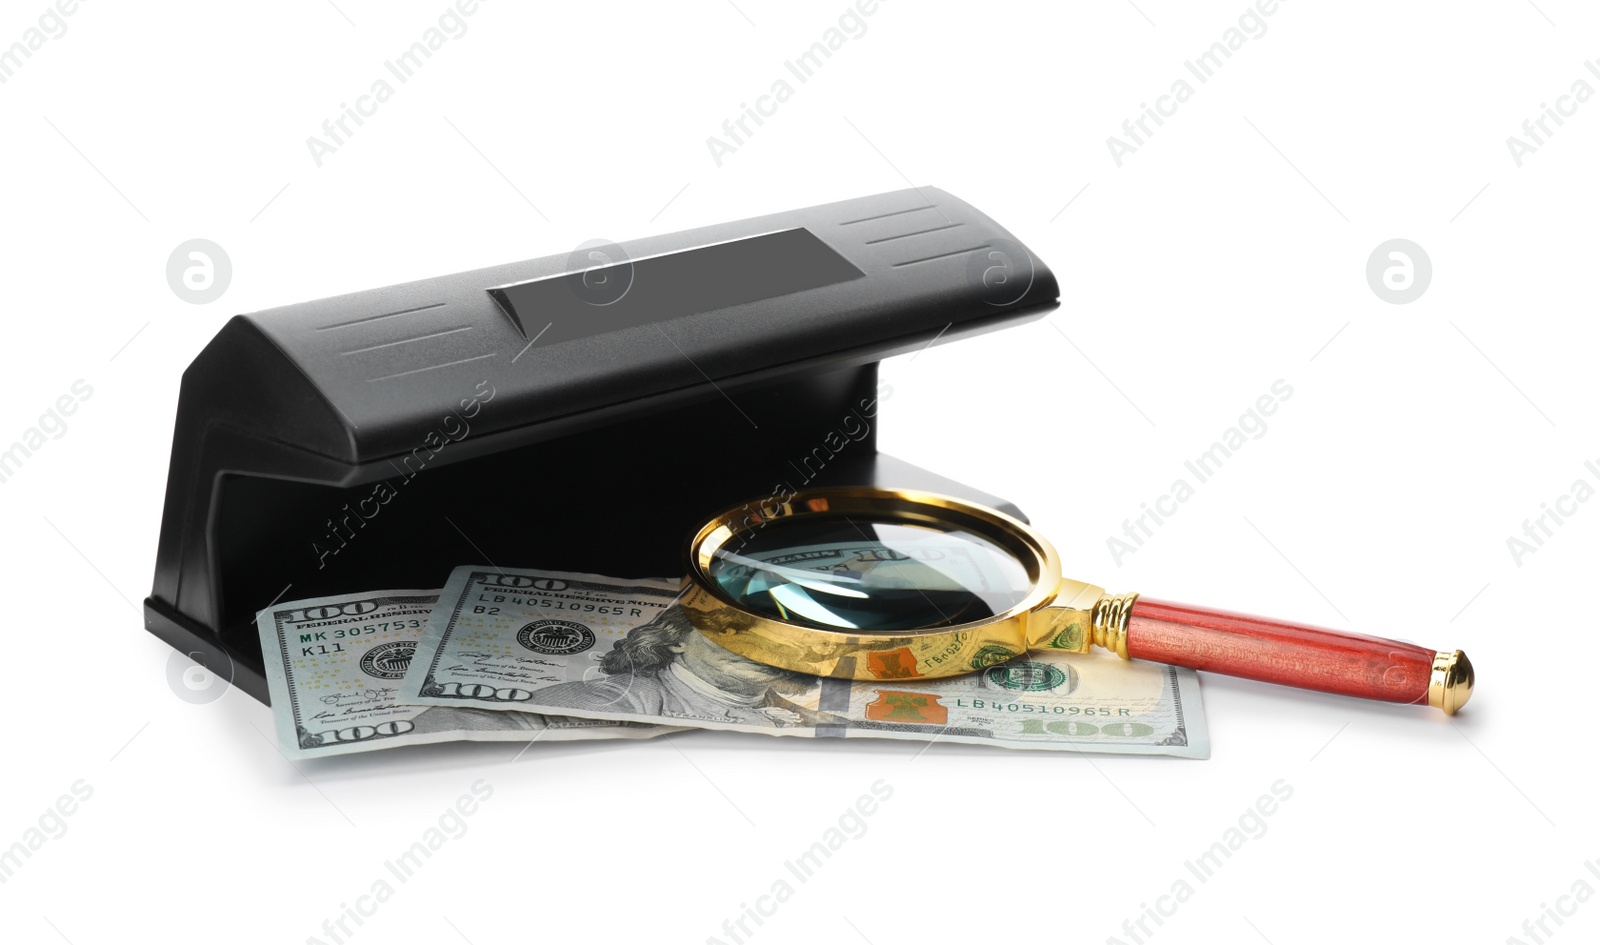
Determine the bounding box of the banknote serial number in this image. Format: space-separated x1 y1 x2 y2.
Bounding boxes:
952 699 1133 717
472 594 644 618
296 618 421 644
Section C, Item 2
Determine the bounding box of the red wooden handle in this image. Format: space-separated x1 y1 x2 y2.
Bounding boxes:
1125 597 1440 705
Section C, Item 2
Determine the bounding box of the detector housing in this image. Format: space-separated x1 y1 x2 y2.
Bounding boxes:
144 187 1059 703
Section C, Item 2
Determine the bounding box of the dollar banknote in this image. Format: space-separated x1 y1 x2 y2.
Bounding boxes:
256 589 681 760
398 567 1209 758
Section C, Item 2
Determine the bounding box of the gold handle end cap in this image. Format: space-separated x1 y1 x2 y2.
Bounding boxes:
1428 649 1474 715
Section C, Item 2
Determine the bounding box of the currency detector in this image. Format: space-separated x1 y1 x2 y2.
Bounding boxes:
143 187 1060 703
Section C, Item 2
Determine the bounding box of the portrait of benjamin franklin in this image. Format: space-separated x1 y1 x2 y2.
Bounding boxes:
530 607 840 728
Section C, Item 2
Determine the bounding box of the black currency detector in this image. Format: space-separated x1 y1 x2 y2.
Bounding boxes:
143 187 1060 703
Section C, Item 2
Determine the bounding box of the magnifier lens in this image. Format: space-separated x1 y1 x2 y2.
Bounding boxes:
707 517 1035 633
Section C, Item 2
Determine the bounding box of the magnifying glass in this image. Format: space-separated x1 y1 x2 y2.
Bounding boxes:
681 487 1473 714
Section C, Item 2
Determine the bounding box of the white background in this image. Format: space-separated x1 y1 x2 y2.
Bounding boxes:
1 2 1596 943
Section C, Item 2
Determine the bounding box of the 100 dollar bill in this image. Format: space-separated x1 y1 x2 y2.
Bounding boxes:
398 567 1208 758
256 589 680 759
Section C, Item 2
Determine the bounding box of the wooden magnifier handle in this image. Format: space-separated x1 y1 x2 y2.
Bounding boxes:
1094 595 1473 714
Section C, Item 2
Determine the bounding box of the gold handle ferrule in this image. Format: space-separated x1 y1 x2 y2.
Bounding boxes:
1090 592 1139 659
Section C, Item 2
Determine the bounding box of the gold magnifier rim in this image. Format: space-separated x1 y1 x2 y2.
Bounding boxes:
682 486 1068 680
